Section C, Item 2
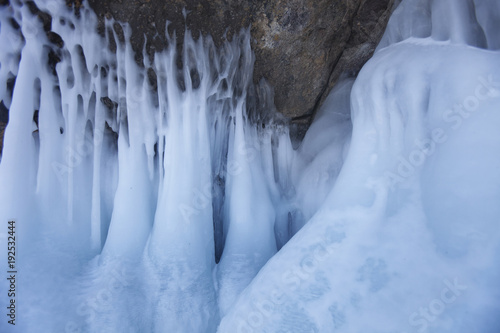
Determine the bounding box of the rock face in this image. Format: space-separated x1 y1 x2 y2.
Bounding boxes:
0 0 396 155
85 0 396 121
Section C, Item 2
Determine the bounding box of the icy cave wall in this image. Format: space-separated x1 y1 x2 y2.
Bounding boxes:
0 0 397 155
0 0 396 129
87 0 396 122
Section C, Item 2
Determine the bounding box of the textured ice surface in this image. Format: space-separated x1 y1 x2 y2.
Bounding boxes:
218 43 500 332
218 1 500 332
0 0 500 332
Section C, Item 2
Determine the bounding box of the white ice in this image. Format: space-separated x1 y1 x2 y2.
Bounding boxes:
0 0 499 332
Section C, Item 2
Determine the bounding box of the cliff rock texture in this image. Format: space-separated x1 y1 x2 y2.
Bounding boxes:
0 0 396 155
85 0 396 121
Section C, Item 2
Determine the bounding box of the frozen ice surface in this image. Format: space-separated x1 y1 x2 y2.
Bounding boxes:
218 41 500 333
218 0 500 332
0 0 499 332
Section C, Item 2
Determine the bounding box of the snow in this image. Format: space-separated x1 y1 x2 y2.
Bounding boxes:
1 0 500 332
218 40 500 333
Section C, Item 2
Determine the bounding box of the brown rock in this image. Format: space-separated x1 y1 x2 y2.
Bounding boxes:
316 0 397 112
250 0 358 121
68 0 397 122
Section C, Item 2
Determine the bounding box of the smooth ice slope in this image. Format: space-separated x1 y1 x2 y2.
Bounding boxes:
218 0 500 332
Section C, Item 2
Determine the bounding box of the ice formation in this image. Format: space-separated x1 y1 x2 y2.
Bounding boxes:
0 0 499 332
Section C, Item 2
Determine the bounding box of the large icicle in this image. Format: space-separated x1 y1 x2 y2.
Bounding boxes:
216 97 277 317
143 32 219 332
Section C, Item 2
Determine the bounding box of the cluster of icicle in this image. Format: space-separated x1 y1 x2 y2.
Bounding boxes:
1 0 500 332
0 1 322 332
